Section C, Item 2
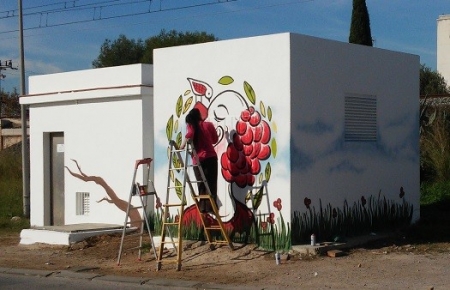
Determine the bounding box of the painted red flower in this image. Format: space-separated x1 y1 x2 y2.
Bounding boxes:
267 213 275 224
361 196 366 207
273 198 282 211
399 187 405 198
260 221 268 230
155 197 162 209
304 197 311 209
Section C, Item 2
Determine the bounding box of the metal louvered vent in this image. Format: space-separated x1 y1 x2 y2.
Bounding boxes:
345 95 377 142
76 192 90 215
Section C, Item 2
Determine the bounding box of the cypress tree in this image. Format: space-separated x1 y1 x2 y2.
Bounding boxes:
349 0 373 46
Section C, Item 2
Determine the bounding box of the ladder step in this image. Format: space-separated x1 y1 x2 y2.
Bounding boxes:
195 194 213 199
167 185 184 190
162 222 181 226
163 203 185 207
204 226 222 230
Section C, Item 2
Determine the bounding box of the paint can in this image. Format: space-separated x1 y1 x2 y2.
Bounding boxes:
275 252 280 265
311 234 316 246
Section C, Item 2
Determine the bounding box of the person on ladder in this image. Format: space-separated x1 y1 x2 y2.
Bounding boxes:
180 108 218 214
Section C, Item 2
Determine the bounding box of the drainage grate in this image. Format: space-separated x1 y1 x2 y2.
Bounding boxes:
76 192 90 215
345 94 377 142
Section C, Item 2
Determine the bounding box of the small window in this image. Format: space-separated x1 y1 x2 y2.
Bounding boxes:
76 192 90 215
345 94 377 142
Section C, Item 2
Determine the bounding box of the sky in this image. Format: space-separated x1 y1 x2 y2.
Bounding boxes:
0 0 448 93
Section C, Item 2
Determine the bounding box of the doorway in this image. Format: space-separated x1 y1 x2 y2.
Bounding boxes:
50 132 65 226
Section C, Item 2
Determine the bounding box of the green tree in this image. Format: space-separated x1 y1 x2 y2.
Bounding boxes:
0 89 20 118
92 34 145 68
349 0 373 46
92 30 217 68
420 64 449 96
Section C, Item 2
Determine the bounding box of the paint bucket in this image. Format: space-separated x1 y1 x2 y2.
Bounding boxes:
311 234 316 246
275 252 280 265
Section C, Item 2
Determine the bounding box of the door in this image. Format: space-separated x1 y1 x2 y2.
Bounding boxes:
50 132 65 226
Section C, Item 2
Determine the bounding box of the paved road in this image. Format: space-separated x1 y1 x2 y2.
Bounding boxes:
0 268 266 290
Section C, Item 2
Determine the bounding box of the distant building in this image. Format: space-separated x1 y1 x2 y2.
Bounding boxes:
437 14 450 85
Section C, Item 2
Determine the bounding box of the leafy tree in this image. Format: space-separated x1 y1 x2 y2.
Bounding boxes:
0 89 20 118
349 0 373 46
420 64 449 96
142 29 216 64
92 30 217 68
92 34 145 68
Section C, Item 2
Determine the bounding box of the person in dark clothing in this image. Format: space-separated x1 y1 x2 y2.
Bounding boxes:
180 108 218 213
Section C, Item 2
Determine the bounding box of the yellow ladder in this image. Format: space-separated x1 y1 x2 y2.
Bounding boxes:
117 158 158 266
156 140 234 271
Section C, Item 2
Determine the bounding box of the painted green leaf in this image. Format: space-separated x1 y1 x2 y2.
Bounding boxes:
176 95 183 118
243 81 256 105
170 170 174 182
268 106 272 121
260 101 266 118
253 186 264 210
265 162 272 182
174 119 179 133
166 115 174 141
271 139 277 158
259 173 263 184
219 76 234 85
184 90 191 96
176 132 182 147
183 96 193 114
245 191 252 204
175 178 186 204
272 121 278 133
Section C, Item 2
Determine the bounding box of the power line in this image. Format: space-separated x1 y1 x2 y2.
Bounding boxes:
0 0 239 34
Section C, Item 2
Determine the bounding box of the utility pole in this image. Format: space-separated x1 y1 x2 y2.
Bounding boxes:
0 60 18 118
18 0 30 218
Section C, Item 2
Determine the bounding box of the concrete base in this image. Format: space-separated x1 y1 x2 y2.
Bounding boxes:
19 223 178 249
20 223 123 245
291 233 388 255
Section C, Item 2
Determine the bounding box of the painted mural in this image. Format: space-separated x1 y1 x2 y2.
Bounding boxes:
65 159 142 229
164 76 280 242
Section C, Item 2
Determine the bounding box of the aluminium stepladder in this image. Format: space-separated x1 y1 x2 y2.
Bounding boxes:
156 140 234 271
247 181 276 250
117 158 159 266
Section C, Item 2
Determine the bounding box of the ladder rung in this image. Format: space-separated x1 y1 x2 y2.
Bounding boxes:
163 203 185 207
195 194 212 199
163 222 180 226
205 226 222 230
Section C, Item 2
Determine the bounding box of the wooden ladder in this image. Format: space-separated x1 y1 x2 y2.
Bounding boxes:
156 140 234 271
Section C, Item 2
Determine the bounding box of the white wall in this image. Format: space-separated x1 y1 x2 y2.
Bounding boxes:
21 64 154 227
154 32 420 227
290 34 420 219
154 33 292 222
437 14 450 86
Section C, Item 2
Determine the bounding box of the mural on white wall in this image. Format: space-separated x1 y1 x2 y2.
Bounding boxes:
163 75 281 241
65 159 143 229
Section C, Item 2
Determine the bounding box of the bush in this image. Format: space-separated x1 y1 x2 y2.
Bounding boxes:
0 143 23 218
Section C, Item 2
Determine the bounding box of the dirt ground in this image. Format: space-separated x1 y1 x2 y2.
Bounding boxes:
1 232 450 289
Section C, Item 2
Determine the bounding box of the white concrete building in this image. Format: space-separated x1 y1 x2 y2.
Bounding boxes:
438 14 450 85
20 33 420 246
